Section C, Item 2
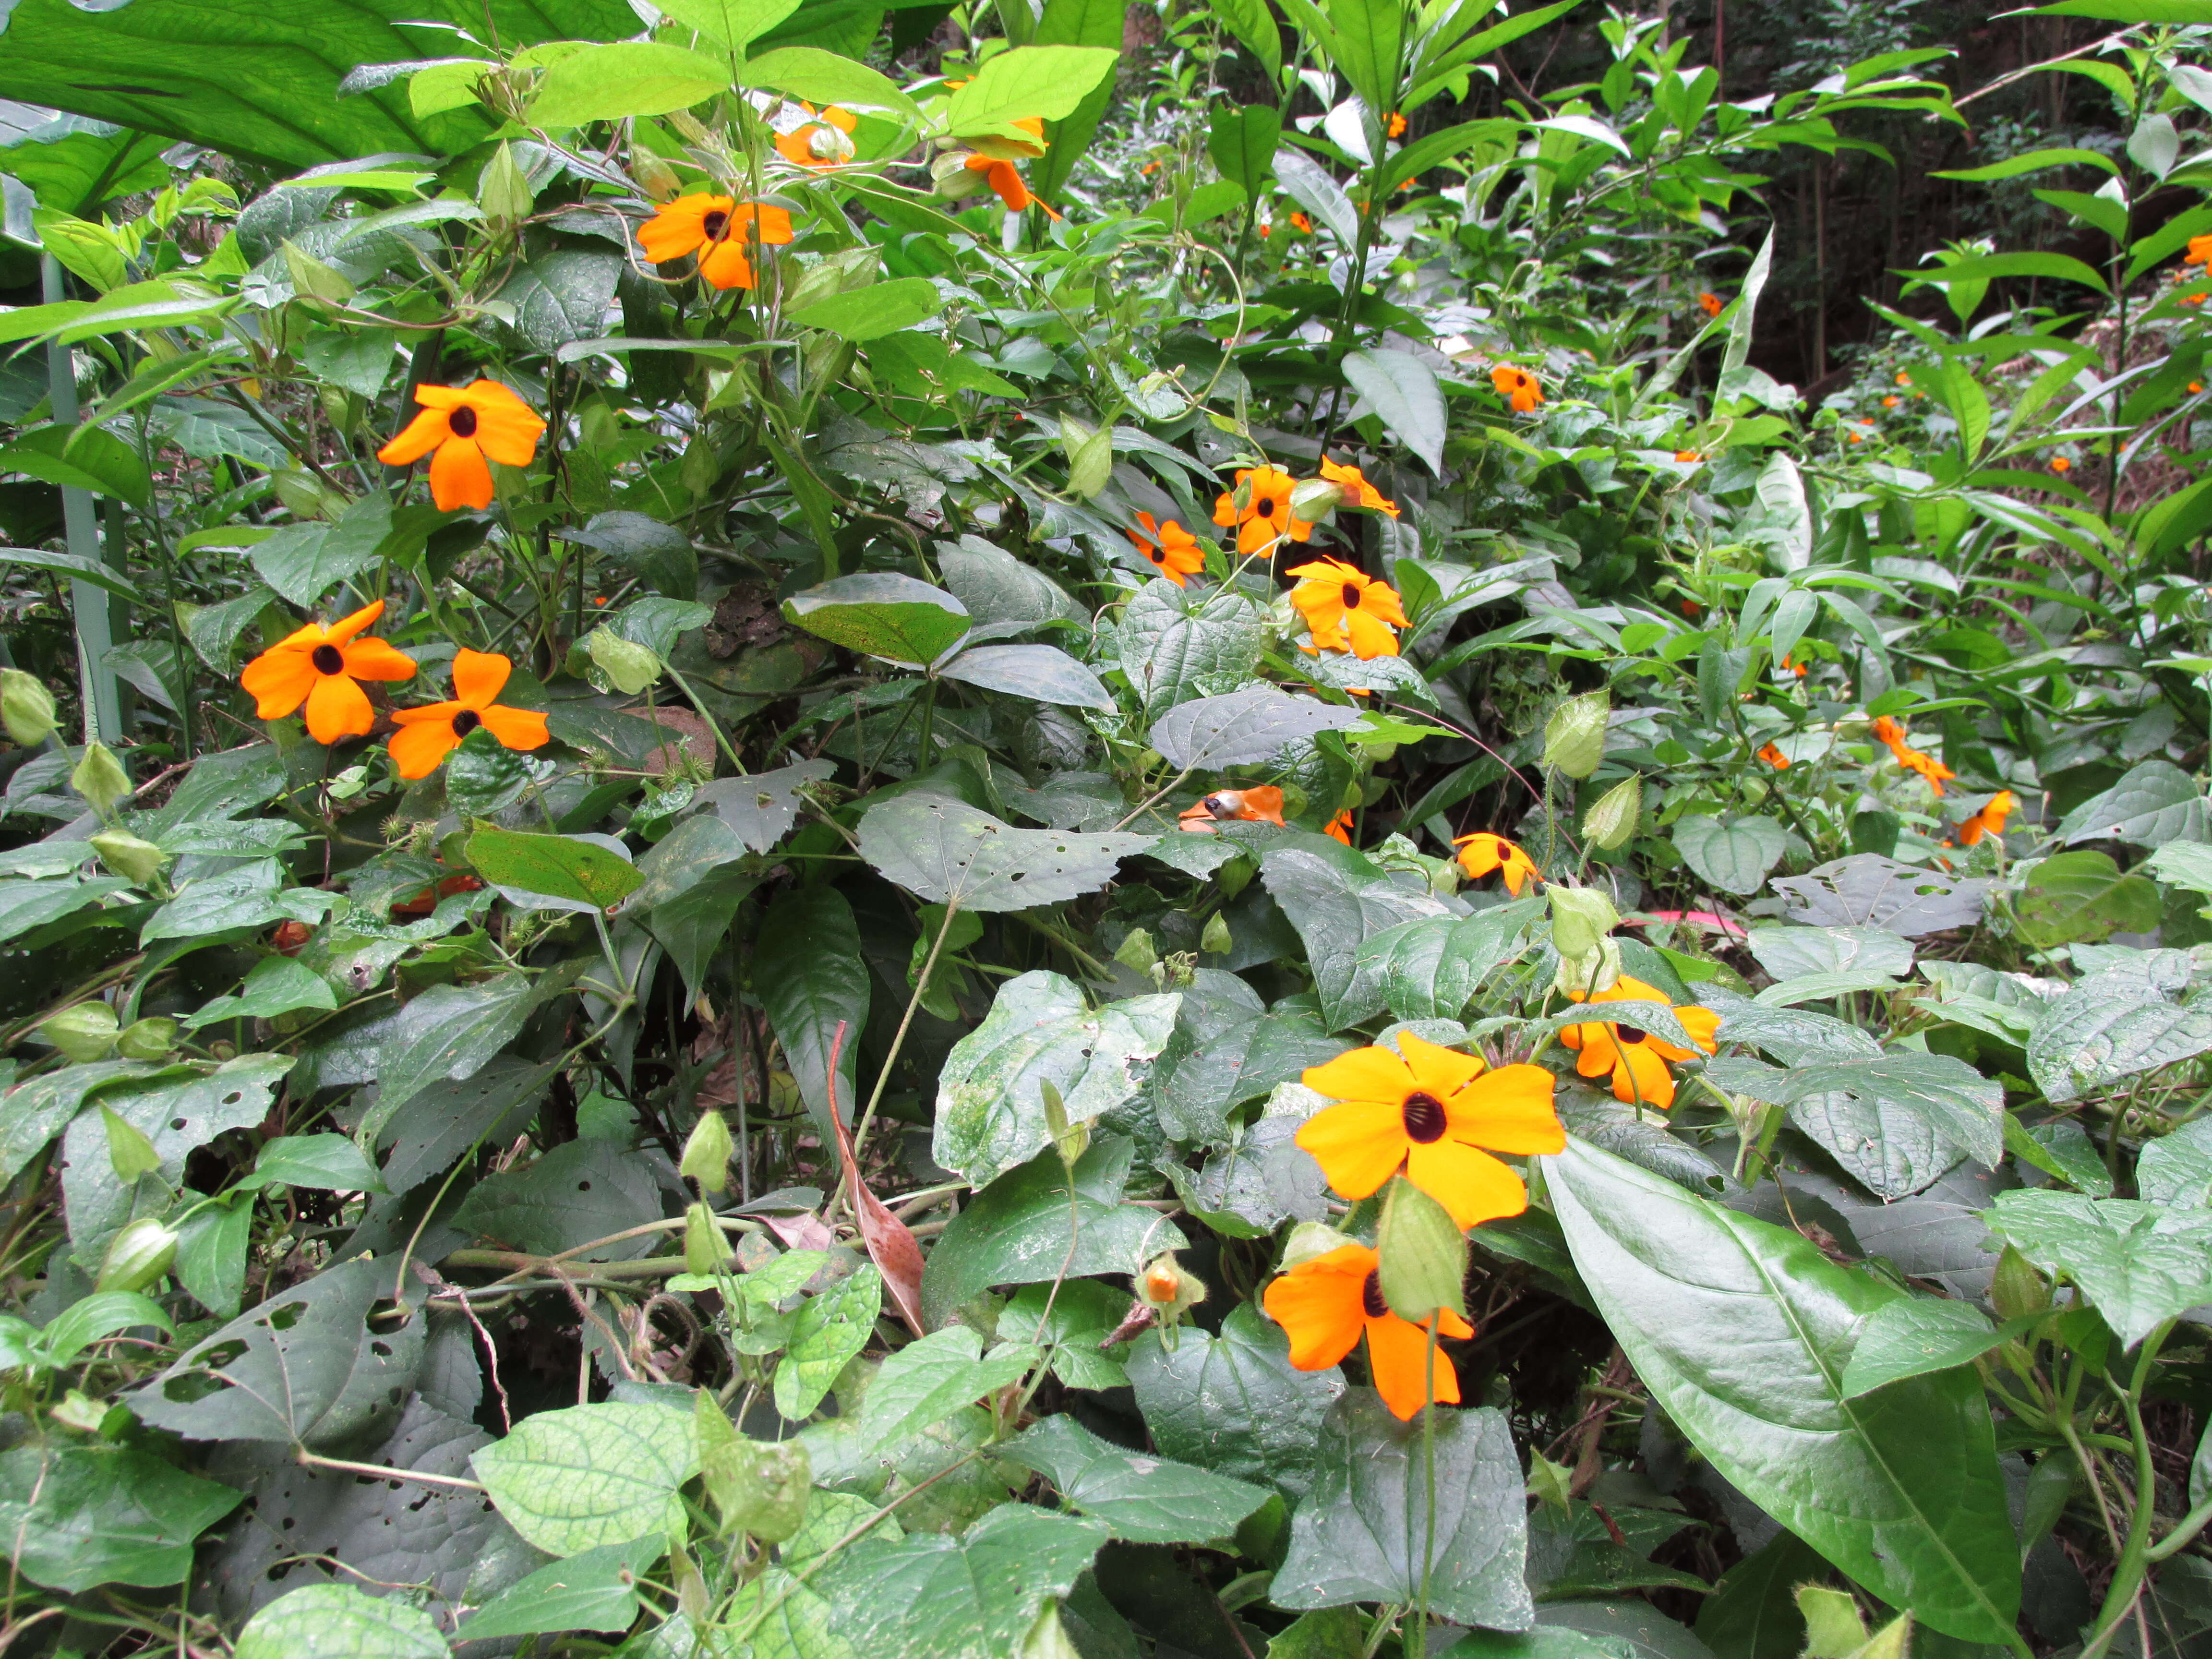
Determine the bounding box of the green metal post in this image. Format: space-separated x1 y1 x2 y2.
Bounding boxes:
44 252 120 743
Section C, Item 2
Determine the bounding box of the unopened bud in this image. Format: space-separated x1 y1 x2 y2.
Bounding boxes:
681 1111 734 1192
280 238 356 304
71 741 131 818
1377 1173 1467 1322
1547 886 1620 962
684 1202 725 1275
1200 913 1232 955
1 669 57 745
1040 1079 1090 1171
479 142 535 224
1280 1221 1354 1270
1991 1245 2051 1322
1113 928 1156 972
1288 476 1343 521
41 1001 119 1061
1553 933 1622 998
1020 1605 1084 1659
96 1217 177 1293
115 1017 177 1060
101 1104 162 1183
1134 1250 1206 1317
1582 776 1641 853
91 830 167 887
584 627 661 696
632 148 682 204
1543 690 1610 779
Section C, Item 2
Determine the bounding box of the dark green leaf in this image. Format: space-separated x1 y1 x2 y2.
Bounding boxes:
0 1443 240 1591
1125 1302 1346 1502
452 1140 666 1261
1149 684 1364 771
1001 1414 1271 1543
1116 578 1266 710
1671 816 1786 897
2013 850 2162 948
250 1132 387 1194
859 796 1152 912
784 572 971 665
2054 759 2207 848
938 643 1116 710
757 885 871 1138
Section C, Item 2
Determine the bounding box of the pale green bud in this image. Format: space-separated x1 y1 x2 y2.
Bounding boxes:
681 1111 734 1193
1547 885 1620 962
1796 1587 1871 1659
280 238 356 303
1200 912 1233 956
584 627 661 696
1113 927 1157 972
1991 1245 2051 1322
116 1017 177 1061
96 1216 177 1293
1377 1174 1467 1323
1280 1221 1354 1270
479 142 535 225
684 1201 725 1275
91 830 168 887
71 741 131 819
1 669 57 745
1581 776 1641 853
41 1001 119 1062
1552 933 1622 998
1288 476 1343 521
1020 1605 1084 1659
1542 690 1610 779
1040 1079 1090 1171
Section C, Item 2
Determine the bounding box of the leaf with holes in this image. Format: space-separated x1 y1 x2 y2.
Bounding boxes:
693 758 838 853
472 1401 699 1554
1767 854 1991 936
858 797 1152 912
451 1139 665 1261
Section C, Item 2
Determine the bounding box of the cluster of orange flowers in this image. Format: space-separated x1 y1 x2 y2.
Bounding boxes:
1870 715 1954 794
240 600 549 778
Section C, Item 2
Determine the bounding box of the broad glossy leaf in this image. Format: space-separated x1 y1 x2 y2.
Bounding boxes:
183 955 338 1028
233 1582 447 1659
858 1325 1036 1448
372 1054 555 1195
1155 994 1340 1143
1001 1413 1271 1543
625 812 748 913
1704 1053 2003 1199
1671 815 1786 897
1262 846 1457 1029
557 508 697 598
1766 854 1990 936
1116 578 1266 709
529 41 728 125
0 1442 241 1591
1149 684 1364 771
461 1535 661 1638
784 572 971 665
2013 850 2162 948
939 535 1085 630
757 885 871 1138
941 43 1118 129
472 1401 698 1554
1342 348 1446 474
739 47 923 118
1692 1532 1825 1659
1984 1190 2212 1346
248 495 391 607
1348 902 1544 1023
2055 758 2207 847
788 277 944 340
1838 1297 2023 1398
451 1139 664 1260
1274 1391 1534 1630
374 972 549 1114
859 796 1151 912
36 1290 173 1368
938 643 1115 710
2027 977 2212 1104
1546 1137 2019 1644
2138 1119 2212 1207
465 826 643 911
933 969 1180 1187
920 1138 1187 1328
251 1132 386 1194
1125 1301 1344 1501
0 874 132 945
492 246 624 352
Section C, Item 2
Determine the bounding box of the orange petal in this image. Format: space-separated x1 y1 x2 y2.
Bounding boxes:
390 699 462 726
1344 609 1400 660
377 408 450 466
388 718 462 780
339 637 417 683
1295 1098 1410 1202
450 648 512 708
1611 1043 1676 1110
240 646 316 719
303 673 374 744
1399 1031 1487 1100
428 438 494 511
1404 1138 1529 1229
1303 1044 1416 1105
1445 1064 1563 1155
1364 1312 1461 1419
1262 1253 1371 1372
480 704 551 751
323 597 387 646
698 238 755 290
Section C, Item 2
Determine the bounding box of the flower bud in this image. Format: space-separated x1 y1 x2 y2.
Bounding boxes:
41 1001 119 1062
101 1103 162 1183
1552 933 1622 998
631 147 682 203
681 1111 734 1193
1547 886 1621 962
1289 476 1345 521
1021 1605 1084 1659
1991 1245 2051 1322
583 627 662 696
1200 913 1233 956
1377 1174 1467 1323
1113 928 1157 972
116 1017 178 1061
1 669 57 745
931 151 984 198
1581 776 1641 853
91 830 167 888
479 141 535 225
1134 1250 1206 1317
1040 1079 1090 1171
71 741 131 819
96 1216 178 1293
1280 1221 1354 1270
1542 690 1610 779
684 1201 726 1275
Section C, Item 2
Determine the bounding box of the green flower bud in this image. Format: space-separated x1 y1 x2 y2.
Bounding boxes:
1280 1221 1354 1270
1134 1250 1206 1318
479 141 535 225
1552 933 1622 998
1113 927 1157 972
583 627 661 696
101 1103 162 1183
684 1201 725 1275
96 1216 178 1293
697 1388 812 1541
681 1111 734 1193
1991 1245 2051 1322
1020 1605 1084 1659
116 1017 179 1061
1542 690 1610 779
41 1001 119 1062
280 237 356 303
1547 885 1621 962
1 669 57 745
1581 776 1641 853
1200 912 1233 956
90 830 168 888
71 741 132 819
1288 476 1344 521
1040 1079 1090 1171
1377 1174 1467 1323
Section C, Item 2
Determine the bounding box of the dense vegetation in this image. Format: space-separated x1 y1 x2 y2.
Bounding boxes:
10 0 2212 1654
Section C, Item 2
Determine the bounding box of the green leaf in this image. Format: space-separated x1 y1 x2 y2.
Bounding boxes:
1274 1391 1535 1630
0 117 174 216
1702 1053 2003 1200
1692 1533 1827 1659
182 955 338 1028
757 885 871 1138
473 1401 698 1554
784 572 972 665
858 796 1152 912
0 422 150 506
0 875 135 944
2012 850 2163 949
942 44 1119 131
375 973 549 1115
937 643 1116 710
1378 117 1519 195
530 41 730 126
1125 1302 1346 1501
493 245 624 353
1671 815 1786 897
817 1504 1109 1659
466 827 645 910
1838 1297 2023 1398
996 1281 1132 1390
37 1290 174 1368
1546 1136 2020 1645
860 1325 1038 1447
460 1535 662 1639
1273 147 1359 244
1150 684 1365 771
1002 1413 1271 1543
128 1258 421 1447
1933 147 2118 181
0 1443 240 1591
739 47 924 119
372 1054 557 1197
1213 0 1283 80
559 510 697 600
1116 578 1267 709
1349 902 1544 1023
2029 0 2212 18
1207 103 1279 199
0 546 144 603
1900 250 2109 295
249 1132 387 1194
1985 1190 2212 1347
2138 1119 2212 1207
234 1583 446 1659
452 1139 665 1259
933 969 1181 1187
1261 846 1458 1029
245 499 393 608
660 0 803 46
1342 349 1446 474
788 277 945 341
920 1137 1187 1328
2054 759 2207 848
1321 0 1401 121
777 1263 884 1418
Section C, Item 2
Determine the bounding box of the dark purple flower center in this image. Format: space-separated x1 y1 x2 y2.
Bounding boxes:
447 405 477 438
1343 582 1362 608
702 209 729 241
1361 1269 1389 1320
1401 1091 1448 1143
451 708 482 737
310 643 344 675
1615 1023 1648 1045
1254 496 1275 517
1150 546 1166 563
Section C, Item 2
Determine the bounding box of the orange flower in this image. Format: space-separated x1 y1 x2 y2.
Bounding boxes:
1323 810 1353 845
1141 1259 1179 1301
1320 456 1399 517
1870 716 1952 795
1259 221 1272 238
1287 556 1406 659
964 151 1061 217
775 102 858 168
2188 234 2212 266
1559 974 1720 1112
1127 513 1206 587
1491 364 1542 413
377 380 546 513
391 871 485 918
637 193 794 289
1697 291 1722 317
1178 786 1286 833
1783 655 1808 677
240 598 417 745
270 919 313 955
1957 789 2017 847
1386 112 1407 139
2049 457 2072 474
1263 1242 1471 1421
1289 211 1313 233
2193 382 2205 394
1757 742 1790 769
1674 449 1702 463
1882 395 1901 408
1296 1032 1563 1229
1857 417 1875 426
1847 432 1863 444
1895 371 1912 386
2186 294 2206 307
1452 832 1538 895
387 649 552 780
1869 715 1910 756
1212 466 1313 556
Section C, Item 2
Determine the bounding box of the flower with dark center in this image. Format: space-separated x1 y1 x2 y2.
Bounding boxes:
388 649 551 780
1287 556 1406 659
1560 974 1721 1111
1262 1241 1473 1420
1296 1031 1562 1229
636 193 795 290
1452 831 1539 895
1319 456 1400 517
376 380 545 512
240 598 416 745
1211 465 1312 556
776 103 858 168
1125 512 1205 587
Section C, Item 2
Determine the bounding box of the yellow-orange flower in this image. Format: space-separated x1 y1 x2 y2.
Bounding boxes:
1264 1242 1470 1420
1323 809 1353 845
1320 456 1400 517
387 649 551 780
2188 234 2212 266
1289 211 1312 233
376 380 546 512
1452 831 1539 895
1757 742 1790 769
1297 1032 1563 1229
240 598 416 745
1559 974 1720 1111
1178 786 1285 833
1869 716 1952 796
1385 112 1408 138
1674 449 1702 463
1957 790 2016 847
2050 456 2072 474
1492 364 1542 412
964 152 1060 217
1882 395 1901 408
1212 466 1313 556
1697 291 1722 317
1288 557 1405 659
637 194 793 289
776 103 857 168
1128 512 1206 587
1896 371 1911 385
